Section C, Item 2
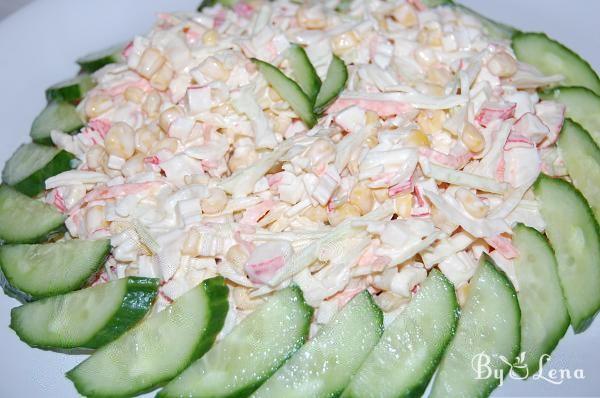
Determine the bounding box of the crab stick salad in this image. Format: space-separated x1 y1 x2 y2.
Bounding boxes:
45 0 565 332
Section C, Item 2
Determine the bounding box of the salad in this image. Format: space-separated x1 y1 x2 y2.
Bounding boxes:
1 0 600 397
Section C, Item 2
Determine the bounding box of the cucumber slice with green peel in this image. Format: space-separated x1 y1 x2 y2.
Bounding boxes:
314 55 348 115
66 277 228 397
287 44 321 103
2 143 74 197
0 239 110 301
0 185 65 244
30 101 84 145
540 86 600 146
10 277 158 349
158 285 313 398
251 291 383 398
512 223 570 377
341 269 458 398
557 119 600 221
77 43 125 73
46 74 96 103
512 32 600 95
533 174 600 332
252 58 317 128
197 0 237 11
430 254 521 398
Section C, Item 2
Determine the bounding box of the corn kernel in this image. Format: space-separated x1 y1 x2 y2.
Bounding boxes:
201 188 227 214
104 122 136 159
455 188 489 218
426 67 453 86
393 194 413 219
416 110 445 134
487 51 517 78
331 31 359 55
296 5 327 29
85 95 113 119
124 86 145 103
327 203 361 226
202 30 218 46
142 91 162 118
461 122 485 153
226 244 249 273
152 137 178 154
137 48 166 79
349 184 374 215
159 106 184 133
457 282 471 306
373 188 389 203
365 110 379 126
86 145 108 170
303 205 329 223
198 56 230 81
150 63 174 91
122 154 145 178
135 126 160 154
406 129 430 147
391 4 417 27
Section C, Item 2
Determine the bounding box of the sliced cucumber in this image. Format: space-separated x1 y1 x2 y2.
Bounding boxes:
533 174 600 332
158 286 313 398
46 74 96 103
287 44 321 103
0 239 110 301
251 291 383 398
422 0 453 6
341 269 458 398
77 43 125 73
557 119 600 221
512 32 600 95
2 143 73 197
314 55 348 115
253 58 317 128
0 185 65 244
10 277 158 349
430 254 521 398
539 86 600 146
66 277 228 397
30 101 84 145
197 0 237 11
513 223 570 377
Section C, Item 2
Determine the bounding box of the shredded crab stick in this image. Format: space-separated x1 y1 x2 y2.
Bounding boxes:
29 0 569 336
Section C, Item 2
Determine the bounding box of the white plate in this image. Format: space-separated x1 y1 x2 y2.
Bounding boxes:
0 0 599 396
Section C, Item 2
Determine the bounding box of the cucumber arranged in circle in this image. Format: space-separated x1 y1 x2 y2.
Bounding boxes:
10 277 158 349
540 86 600 146
46 74 96 103
0 185 65 244
67 277 228 397
158 285 313 398
314 54 348 115
512 32 600 95
0 239 110 301
77 43 125 73
287 44 321 104
512 223 570 377
30 101 84 145
557 119 600 221
534 174 600 332
341 269 458 398
430 254 520 398
251 291 383 398
2 143 73 197
253 58 318 128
